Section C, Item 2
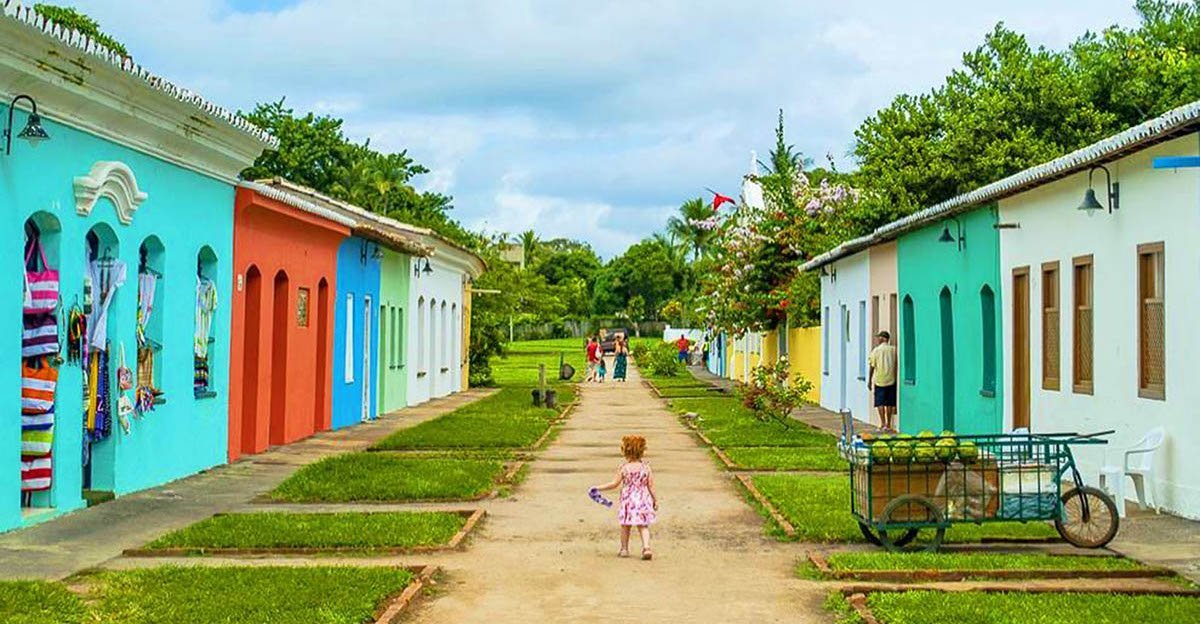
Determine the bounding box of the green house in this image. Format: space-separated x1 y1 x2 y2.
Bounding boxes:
892 205 1003 436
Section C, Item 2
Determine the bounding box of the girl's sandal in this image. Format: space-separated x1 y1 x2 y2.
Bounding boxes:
618 549 630 558
641 549 653 561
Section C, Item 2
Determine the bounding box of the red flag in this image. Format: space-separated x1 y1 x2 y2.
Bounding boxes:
710 192 735 211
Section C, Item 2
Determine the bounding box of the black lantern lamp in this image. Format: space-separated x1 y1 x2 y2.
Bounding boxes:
1078 165 1119 216
937 218 966 251
421 258 433 275
4 94 50 155
413 257 433 277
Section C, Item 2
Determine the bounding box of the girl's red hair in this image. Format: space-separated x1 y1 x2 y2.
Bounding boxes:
621 435 646 460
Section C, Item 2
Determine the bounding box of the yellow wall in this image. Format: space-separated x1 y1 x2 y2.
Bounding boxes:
787 326 822 402
461 283 473 391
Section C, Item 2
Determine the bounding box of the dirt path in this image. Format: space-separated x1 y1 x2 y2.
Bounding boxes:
411 364 824 623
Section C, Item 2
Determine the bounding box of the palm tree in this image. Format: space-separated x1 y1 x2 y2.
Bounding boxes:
518 230 539 268
665 197 714 262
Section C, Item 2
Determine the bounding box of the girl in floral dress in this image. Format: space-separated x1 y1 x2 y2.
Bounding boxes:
592 435 659 559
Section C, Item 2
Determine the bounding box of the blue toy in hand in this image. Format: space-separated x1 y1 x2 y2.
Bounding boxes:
588 487 613 507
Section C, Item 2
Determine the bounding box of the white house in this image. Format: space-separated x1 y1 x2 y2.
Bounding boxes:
816 247 873 423
994 102 1200 518
407 233 484 406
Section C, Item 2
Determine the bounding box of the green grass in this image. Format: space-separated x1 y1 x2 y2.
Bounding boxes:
657 386 728 398
825 552 1146 573
491 342 585 387
372 386 570 450
722 446 845 471
0 580 88 624
671 396 836 447
648 377 715 389
864 591 1200 624
270 453 504 502
81 566 414 624
143 511 466 552
750 473 1059 543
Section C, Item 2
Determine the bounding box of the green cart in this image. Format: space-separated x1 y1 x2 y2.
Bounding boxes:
846 430 1120 552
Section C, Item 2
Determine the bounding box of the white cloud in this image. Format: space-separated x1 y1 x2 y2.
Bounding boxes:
67 0 1142 257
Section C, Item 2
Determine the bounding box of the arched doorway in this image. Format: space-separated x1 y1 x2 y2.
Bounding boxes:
939 287 955 431
240 265 262 456
313 278 329 432
269 271 290 446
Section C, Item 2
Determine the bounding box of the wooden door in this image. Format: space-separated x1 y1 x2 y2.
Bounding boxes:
1012 268 1031 430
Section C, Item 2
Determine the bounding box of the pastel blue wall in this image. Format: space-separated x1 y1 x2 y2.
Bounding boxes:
0 105 234 532
332 236 382 429
896 206 1004 437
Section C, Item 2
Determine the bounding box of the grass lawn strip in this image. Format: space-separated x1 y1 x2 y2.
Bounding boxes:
809 551 1165 581
0 580 88 624
859 590 1200 624
372 386 573 450
76 566 418 624
722 446 845 471
750 473 1059 543
669 396 836 448
132 511 471 555
270 453 505 503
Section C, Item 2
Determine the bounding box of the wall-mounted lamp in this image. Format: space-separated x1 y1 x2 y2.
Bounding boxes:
361 241 385 264
413 257 433 277
937 218 966 251
4 94 51 156
1078 164 1119 216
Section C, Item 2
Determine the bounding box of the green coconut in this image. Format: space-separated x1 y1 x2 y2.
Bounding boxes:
913 441 936 463
934 437 958 461
917 430 936 441
891 439 914 463
957 440 979 462
870 440 892 463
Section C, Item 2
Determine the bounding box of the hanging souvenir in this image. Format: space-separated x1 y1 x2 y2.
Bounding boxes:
20 456 51 492
22 312 59 358
23 238 59 315
67 303 86 365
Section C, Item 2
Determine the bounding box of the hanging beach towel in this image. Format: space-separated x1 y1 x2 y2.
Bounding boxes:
20 456 52 492
21 358 57 415
137 272 157 348
21 312 59 358
23 238 59 315
87 259 126 351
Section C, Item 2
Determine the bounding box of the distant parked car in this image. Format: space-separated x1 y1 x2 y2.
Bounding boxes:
599 328 628 354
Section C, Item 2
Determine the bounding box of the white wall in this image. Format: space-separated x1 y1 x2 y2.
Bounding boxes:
663 327 704 343
818 250 872 423
998 133 1200 519
407 255 467 406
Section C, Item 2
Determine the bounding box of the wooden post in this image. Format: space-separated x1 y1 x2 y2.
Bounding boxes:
538 364 546 391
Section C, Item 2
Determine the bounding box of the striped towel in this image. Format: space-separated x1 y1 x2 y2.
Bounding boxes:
20 363 56 415
21 428 53 457
22 313 59 358
20 456 52 491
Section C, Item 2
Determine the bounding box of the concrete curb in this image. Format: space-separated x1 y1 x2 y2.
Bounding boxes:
121 509 488 558
839 581 1200 597
373 565 439 624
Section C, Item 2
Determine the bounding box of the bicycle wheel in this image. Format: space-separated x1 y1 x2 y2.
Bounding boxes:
880 495 946 553
858 521 917 548
1056 486 1119 548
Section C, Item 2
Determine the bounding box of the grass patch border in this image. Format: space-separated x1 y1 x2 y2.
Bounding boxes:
121 510 487 558
808 551 1174 582
840 584 1200 624
372 564 438 624
734 473 797 538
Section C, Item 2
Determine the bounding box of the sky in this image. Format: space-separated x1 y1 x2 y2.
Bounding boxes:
67 0 1140 257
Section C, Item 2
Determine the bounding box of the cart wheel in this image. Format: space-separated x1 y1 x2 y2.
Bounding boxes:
1056 486 1119 548
880 495 946 553
858 521 918 548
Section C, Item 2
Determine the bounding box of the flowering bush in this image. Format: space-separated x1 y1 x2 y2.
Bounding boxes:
740 359 814 428
697 167 862 335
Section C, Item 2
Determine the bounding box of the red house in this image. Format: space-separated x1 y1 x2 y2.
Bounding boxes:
227 182 352 460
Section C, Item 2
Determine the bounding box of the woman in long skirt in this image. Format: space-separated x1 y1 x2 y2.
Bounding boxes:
613 337 629 382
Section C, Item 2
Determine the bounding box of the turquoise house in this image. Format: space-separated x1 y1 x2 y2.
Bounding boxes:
892 206 1004 436
0 11 272 532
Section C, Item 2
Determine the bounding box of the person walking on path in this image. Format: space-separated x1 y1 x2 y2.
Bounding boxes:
592 435 659 560
867 331 898 432
585 336 601 383
675 334 691 364
612 337 628 382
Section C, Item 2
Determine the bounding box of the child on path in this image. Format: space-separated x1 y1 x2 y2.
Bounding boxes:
598 357 607 383
592 435 659 560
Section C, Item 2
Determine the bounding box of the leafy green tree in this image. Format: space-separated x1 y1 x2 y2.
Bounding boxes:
665 198 716 262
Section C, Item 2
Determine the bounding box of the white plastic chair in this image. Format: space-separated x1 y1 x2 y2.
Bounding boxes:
1099 427 1165 518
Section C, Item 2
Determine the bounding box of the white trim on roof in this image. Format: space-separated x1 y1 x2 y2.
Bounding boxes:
2 1 276 148
803 98 1200 272
238 181 357 227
